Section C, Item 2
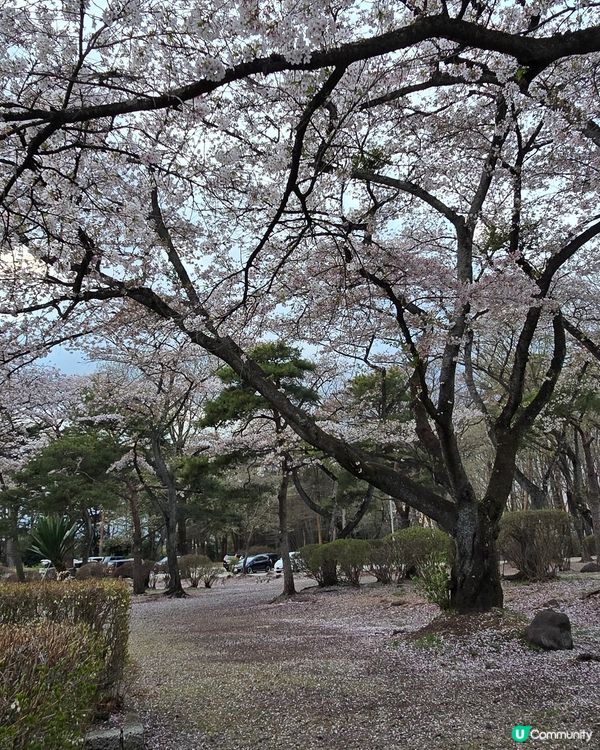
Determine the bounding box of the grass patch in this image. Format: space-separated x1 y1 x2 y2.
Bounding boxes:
411 633 443 650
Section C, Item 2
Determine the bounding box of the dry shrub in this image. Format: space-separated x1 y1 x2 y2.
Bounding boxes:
109 560 154 584
75 562 108 580
0 580 130 701
179 554 222 588
0 621 101 750
499 510 571 581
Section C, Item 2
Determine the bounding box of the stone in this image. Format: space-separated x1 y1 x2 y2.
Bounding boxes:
526 609 573 650
122 712 145 750
85 727 121 750
580 562 600 573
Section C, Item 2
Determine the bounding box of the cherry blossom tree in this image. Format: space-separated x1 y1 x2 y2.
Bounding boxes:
0 366 84 577
85 332 216 596
2 2 600 609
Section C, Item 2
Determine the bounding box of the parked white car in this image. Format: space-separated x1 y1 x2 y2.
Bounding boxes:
274 551 302 573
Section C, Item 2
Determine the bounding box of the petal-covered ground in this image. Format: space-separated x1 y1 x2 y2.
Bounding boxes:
127 573 600 750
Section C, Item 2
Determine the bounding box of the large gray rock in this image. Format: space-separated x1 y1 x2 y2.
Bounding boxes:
526 609 573 650
580 562 600 573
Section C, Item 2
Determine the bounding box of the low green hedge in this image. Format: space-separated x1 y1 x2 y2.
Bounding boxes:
328 539 371 586
301 528 452 590
0 622 102 750
299 543 339 586
0 580 130 701
384 527 453 573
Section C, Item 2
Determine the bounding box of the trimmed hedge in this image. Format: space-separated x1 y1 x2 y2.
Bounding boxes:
328 539 371 586
498 509 570 581
299 543 339 586
0 622 101 750
384 527 453 574
0 580 130 700
301 528 452 590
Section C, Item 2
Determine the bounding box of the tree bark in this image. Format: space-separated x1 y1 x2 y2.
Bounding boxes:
129 484 146 595
149 434 186 597
580 430 600 561
7 505 25 582
177 514 188 555
450 502 503 612
278 456 296 596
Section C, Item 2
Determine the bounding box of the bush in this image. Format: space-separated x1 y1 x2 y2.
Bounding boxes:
299 543 339 586
384 527 453 577
75 562 108 580
179 554 222 588
0 622 101 750
110 560 154 586
0 580 130 701
328 539 371 586
498 509 570 581
367 538 396 583
418 557 452 609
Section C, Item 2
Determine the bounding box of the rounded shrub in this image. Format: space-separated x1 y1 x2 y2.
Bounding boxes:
384 526 453 576
328 539 371 586
498 509 571 581
299 543 339 586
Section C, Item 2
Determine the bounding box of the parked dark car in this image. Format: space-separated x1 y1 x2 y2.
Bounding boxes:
233 554 274 574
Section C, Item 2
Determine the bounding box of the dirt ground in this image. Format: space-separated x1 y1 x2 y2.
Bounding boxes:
126 571 600 750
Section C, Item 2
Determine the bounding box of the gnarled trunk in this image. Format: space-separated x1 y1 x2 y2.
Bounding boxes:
450 503 503 612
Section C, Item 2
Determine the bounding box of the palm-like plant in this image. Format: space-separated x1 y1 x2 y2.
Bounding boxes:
29 516 79 572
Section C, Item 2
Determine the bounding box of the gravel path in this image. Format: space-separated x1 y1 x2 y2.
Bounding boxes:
127 574 600 750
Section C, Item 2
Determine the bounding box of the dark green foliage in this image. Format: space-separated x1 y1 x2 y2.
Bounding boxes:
328 538 371 586
0 622 102 750
348 367 410 422
28 516 78 572
0 580 130 701
367 538 396 583
498 510 571 580
384 527 453 575
101 534 131 556
302 529 452 591
202 341 318 428
20 429 122 515
299 543 339 586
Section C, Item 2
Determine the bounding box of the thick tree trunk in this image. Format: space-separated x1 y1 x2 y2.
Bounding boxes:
164 510 185 597
393 500 411 530
514 467 547 509
129 485 146 595
581 431 600 561
177 514 188 555
278 458 295 596
450 503 503 612
7 505 25 582
149 434 186 597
